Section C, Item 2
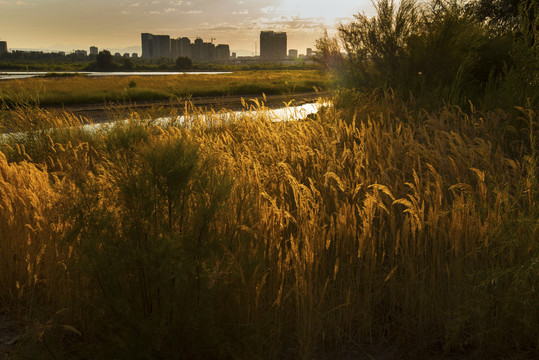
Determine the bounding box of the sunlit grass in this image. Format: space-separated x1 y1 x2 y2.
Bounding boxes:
0 96 537 359
0 70 330 107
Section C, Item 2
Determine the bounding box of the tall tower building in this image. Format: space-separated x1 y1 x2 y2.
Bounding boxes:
90 46 98 56
215 44 230 61
0 41 8 56
141 33 171 59
260 31 287 60
153 35 171 59
141 33 153 58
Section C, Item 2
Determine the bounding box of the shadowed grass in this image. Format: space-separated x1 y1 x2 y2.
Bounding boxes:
0 96 537 359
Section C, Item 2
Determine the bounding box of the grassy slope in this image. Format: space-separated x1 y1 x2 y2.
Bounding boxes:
0 70 329 107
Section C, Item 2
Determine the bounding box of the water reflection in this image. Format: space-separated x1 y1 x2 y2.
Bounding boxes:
2 101 328 142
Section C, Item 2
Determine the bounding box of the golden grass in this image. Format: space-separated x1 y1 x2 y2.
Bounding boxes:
0 70 329 107
0 98 537 358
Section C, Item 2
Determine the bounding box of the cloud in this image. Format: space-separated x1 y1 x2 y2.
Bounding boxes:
232 10 248 15
260 6 278 14
179 10 201 14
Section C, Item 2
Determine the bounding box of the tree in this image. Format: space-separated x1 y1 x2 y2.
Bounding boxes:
175 56 193 70
122 58 134 71
96 50 114 71
315 30 344 72
338 0 419 88
467 0 533 31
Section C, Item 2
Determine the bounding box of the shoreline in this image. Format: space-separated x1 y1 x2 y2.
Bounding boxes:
42 91 332 123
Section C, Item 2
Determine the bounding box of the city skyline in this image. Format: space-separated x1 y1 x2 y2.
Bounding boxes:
0 0 374 56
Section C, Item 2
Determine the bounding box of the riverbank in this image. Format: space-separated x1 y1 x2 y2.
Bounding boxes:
0 70 330 108
46 91 331 123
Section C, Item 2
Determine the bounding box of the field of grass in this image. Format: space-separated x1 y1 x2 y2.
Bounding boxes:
0 70 329 108
0 93 537 358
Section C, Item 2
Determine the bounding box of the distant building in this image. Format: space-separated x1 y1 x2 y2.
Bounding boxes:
141 33 231 62
191 37 216 62
153 35 171 59
114 52 121 57
90 46 98 56
141 33 172 59
0 41 7 55
215 44 230 61
260 31 287 60
141 33 154 58
171 37 191 59
231 52 237 60
179 37 191 57
132 53 138 59
74 49 87 56
306 48 314 57
123 53 130 58
288 49 298 58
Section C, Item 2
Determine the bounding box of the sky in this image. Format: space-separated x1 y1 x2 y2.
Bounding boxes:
0 0 374 56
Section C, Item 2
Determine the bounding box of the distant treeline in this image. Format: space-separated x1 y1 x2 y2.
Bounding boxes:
0 50 320 72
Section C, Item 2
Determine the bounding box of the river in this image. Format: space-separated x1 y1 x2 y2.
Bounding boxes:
0 71 231 80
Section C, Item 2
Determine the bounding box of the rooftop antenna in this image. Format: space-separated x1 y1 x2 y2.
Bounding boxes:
211 37 216 43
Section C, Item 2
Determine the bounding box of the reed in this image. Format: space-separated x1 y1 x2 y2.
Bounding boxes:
0 96 537 359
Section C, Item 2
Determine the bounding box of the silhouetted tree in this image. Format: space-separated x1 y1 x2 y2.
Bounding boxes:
96 50 114 71
315 30 344 72
467 0 534 31
175 56 193 70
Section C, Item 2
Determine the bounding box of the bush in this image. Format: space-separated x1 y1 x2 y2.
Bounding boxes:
332 0 536 110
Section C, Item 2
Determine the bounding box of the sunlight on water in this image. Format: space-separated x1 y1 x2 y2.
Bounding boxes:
1 102 329 142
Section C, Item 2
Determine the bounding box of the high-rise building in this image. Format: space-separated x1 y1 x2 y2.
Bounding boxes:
141 33 154 58
153 35 171 59
141 33 172 59
215 44 230 61
0 41 7 55
171 37 191 59
260 31 287 60
142 33 230 62
306 48 314 57
74 49 87 56
288 49 298 58
90 46 98 56
180 37 191 58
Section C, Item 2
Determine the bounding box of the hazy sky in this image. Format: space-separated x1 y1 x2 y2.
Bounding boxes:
1 0 374 55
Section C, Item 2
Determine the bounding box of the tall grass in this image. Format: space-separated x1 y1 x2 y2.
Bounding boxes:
0 95 536 358
0 70 329 108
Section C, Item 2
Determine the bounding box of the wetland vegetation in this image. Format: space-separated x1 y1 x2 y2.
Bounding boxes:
0 0 537 359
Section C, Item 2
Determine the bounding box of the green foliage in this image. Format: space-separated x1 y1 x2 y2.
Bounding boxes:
95 50 115 71
333 0 537 111
315 30 344 73
63 122 236 357
339 0 420 89
175 56 193 70
122 58 134 71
